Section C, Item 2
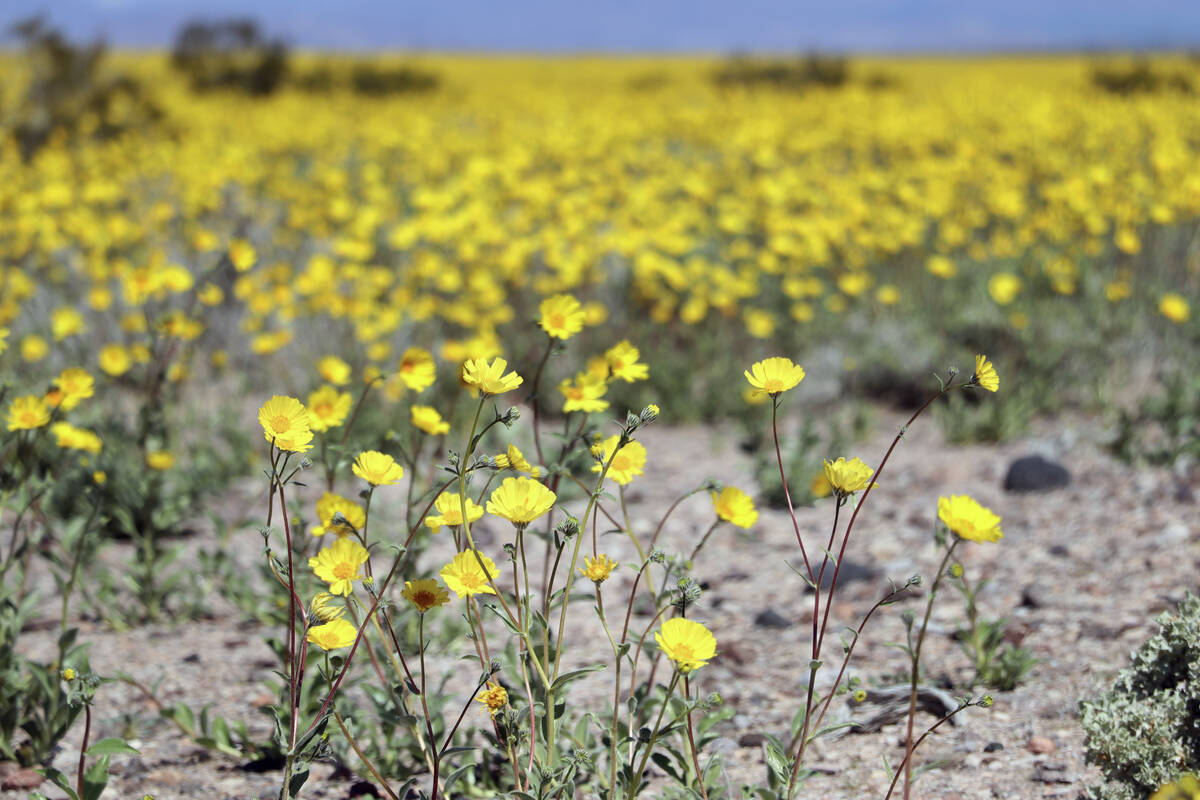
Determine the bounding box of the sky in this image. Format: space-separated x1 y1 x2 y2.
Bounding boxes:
3 0 1199 52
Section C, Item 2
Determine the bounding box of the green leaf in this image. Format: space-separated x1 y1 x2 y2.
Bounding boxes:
550 663 606 694
81 755 111 800
86 737 139 757
287 764 310 798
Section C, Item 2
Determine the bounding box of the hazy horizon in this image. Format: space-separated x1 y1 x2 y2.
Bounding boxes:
4 0 1199 53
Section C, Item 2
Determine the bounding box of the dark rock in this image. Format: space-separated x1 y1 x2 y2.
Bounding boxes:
805 559 879 591
1031 761 1073 784
1004 455 1070 493
738 731 768 747
1048 544 1069 558
183 652 201 663
984 741 1004 752
348 780 381 798
753 608 794 629
1021 582 1051 609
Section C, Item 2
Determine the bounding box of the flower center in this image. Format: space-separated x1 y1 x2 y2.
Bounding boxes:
18 411 38 425
549 312 565 329
313 402 331 418
269 414 291 434
672 643 695 662
414 591 435 607
763 378 785 393
612 454 631 471
459 573 482 588
332 563 356 579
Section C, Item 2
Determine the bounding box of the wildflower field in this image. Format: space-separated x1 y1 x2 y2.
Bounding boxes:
1 49 1199 800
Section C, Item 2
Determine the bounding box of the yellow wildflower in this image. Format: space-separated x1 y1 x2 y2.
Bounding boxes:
7 395 51 431
539 293 586 340
352 451 405 486
486 476 557 527
425 492 484 532
971 355 1000 392
440 550 500 597
258 395 314 452
306 618 357 651
744 357 806 398
306 385 352 433
411 405 451 435
655 617 717 674
938 495 1003 543
580 554 618 584
591 435 647 485
308 537 370 596
462 357 523 396
711 487 758 528
475 680 508 716
401 578 451 613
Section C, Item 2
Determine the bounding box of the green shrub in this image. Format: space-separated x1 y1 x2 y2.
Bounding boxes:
1080 593 1200 800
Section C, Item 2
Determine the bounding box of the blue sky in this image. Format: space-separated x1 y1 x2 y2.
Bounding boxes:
4 0 1199 52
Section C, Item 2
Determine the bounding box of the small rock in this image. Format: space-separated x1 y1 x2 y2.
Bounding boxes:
1 768 43 790
754 608 794 629
1031 761 1073 784
1156 523 1190 545
1021 583 1051 609
738 732 767 747
1004 455 1070 493
1027 735 1056 755
983 741 1004 752
183 652 201 663
710 737 738 755
1048 544 1070 558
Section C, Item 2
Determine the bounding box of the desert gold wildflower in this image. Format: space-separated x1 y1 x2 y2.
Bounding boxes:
310 592 346 622
258 395 314 452
987 273 1022 305
605 340 649 382
711 487 758 528
51 422 103 454
495 444 539 476
306 618 357 651
411 405 450 435
401 578 451 612
971 355 1000 392
559 371 609 413
352 450 405 486
1151 774 1200 800
486 476 557 527
425 492 484 532
440 550 499 597
317 355 352 385
98 344 132 376
20 335 48 362
1159 293 1190 323
229 239 257 272
462 356 523 396
823 457 878 496
306 385 352 433
475 680 508 716
309 537 370 596
51 307 86 341
938 495 1003 543
591 435 647 485
580 553 618 584
7 395 51 431
539 293 585 339
310 492 366 537
53 368 94 410
398 347 437 392
146 450 175 470
655 617 717 674
744 357 806 398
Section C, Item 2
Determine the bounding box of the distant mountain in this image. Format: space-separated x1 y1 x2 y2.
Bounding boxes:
3 0 1199 52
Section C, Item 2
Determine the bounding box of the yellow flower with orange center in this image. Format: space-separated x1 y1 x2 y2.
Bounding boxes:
744 357 805 398
258 395 313 452
401 578 451 613
655 617 717 674
308 537 370 596
440 550 500 597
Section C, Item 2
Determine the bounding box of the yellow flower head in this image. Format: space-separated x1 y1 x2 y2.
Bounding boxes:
20 335 48 363
401 578 451 613
487 476 557 527
311 492 367 537
98 344 132 376
306 618 357 651
411 405 451 435
744 357 806 398
398 347 437 392
146 450 175 470
655 617 717 674
495 444 539 477
580 553 618 584
440 550 500 597
7 395 51 431
938 495 1003 543
51 307 86 341
0 327 7 354
559 371 609 413
317 355 352 386
308 537 370 596
352 450 405 486
310 591 346 623
591 435 647 485
258 395 314 452
604 340 649 383
539 293 586 340
711 487 758 528
53 368 95 411
475 680 508 716
462 357 523 396
823 457 878 496
987 273 1022 305
306 385 352 433
425 492 484 532
971 355 1000 393
926 255 957 279
1151 774 1200 800
229 238 257 272
1159 292 1191 324
51 422 103 454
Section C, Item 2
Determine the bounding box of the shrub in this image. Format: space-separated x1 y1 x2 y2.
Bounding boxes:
1080 593 1200 799
171 19 288 95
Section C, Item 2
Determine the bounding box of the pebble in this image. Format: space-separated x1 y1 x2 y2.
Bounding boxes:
1021 582 1052 609
1026 735 1056 754
738 731 768 747
753 608 794 629
983 741 1004 752
1004 455 1070 493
